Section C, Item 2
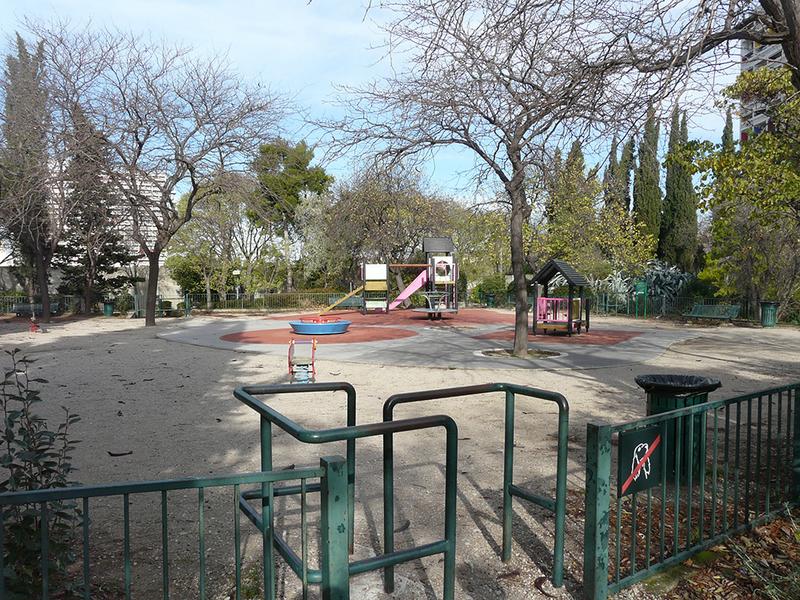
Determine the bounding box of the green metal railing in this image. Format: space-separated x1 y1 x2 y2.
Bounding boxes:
0 460 348 600
382 383 569 589
591 294 756 320
183 292 336 312
583 382 800 600
0 294 78 315
234 382 459 600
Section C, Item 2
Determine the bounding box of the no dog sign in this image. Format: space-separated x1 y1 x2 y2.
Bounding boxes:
618 425 662 496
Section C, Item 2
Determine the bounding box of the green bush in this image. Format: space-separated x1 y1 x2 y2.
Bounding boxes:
1 349 81 595
113 294 135 313
474 274 510 303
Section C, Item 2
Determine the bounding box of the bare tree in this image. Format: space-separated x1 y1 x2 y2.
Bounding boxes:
326 0 678 355
35 24 286 325
601 1 800 90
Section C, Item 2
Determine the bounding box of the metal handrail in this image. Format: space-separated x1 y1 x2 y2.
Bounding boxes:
383 382 569 589
234 382 459 600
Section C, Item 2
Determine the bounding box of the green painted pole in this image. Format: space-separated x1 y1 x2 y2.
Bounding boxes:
793 389 800 503
345 388 356 554
502 390 515 561
584 423 612 600
382 428 395 593
552 404 569 588
320 456 350 600
443 422 458 600
260 417 274 600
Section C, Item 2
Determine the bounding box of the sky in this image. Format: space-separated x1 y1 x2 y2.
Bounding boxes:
0 0 738 198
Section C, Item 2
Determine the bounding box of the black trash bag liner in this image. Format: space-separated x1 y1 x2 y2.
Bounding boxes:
634 374 721 394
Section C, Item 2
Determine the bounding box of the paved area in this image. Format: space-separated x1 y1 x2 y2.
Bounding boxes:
158 309 698 370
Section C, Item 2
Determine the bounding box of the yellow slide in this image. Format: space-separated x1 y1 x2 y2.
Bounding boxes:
319 285 365 315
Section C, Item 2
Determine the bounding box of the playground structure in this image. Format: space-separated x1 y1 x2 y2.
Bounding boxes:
232 381 569 599
532 259 591 336
340 236 459 319
287 338 317 382
318 237 458 318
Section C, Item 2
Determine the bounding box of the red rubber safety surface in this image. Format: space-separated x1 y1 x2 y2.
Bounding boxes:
272 308 515 326
220 326 417 345
474 329 641 345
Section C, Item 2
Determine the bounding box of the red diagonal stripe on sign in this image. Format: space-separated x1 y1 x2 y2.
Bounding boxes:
621 434 661 495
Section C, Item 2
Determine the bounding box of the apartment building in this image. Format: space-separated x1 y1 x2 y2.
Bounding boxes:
740 40 786 138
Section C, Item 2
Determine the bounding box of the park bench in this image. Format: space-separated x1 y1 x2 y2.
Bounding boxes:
12 302 61 317
682 303 740 321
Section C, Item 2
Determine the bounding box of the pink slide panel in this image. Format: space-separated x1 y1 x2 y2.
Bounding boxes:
389 270 428 310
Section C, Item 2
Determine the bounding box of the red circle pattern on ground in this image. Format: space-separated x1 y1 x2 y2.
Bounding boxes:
271 308 514 327
220 326 417 345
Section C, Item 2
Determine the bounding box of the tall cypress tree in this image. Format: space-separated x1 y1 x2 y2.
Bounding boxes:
677 112 698 271
721 108 734 152
658 108 697 271
632 106 662 240
658 106 682 263
0 34 53 317
618 138 635 213
603 136 619 208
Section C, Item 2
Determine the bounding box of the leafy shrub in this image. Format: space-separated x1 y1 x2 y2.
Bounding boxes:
1 349 81 595
113 293 135 313
474 274 510 303
643 259 692 299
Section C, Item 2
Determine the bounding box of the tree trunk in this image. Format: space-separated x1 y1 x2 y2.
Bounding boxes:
83 262 96 314
83 286 93 315
35 250 51 323
204 275 213 311
144 252 161 326
507 183 530 357
283 224 293 292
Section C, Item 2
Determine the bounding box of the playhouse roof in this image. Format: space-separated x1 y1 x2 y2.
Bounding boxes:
532 259 589 287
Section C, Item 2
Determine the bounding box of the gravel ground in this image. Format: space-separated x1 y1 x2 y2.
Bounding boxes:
1 312 797 599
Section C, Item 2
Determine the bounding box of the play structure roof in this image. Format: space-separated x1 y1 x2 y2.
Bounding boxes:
422 237 455 254
532 259 589 287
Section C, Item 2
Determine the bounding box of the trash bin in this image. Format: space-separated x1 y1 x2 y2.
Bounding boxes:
103 301 115 317
760 301 778 328
635 374 721 480
486 293 496 308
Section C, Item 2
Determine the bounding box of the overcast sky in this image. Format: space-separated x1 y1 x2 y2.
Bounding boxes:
1 0 737 198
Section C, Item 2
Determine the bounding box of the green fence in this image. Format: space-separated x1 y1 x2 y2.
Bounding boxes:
0 294 79 315
591 294 756 320
583 382 800 600
183 292 336 312
0 460 349 600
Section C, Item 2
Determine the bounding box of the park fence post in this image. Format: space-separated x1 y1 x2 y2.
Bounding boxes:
584 423 612 600
321 455 350 600
793 389 800 503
